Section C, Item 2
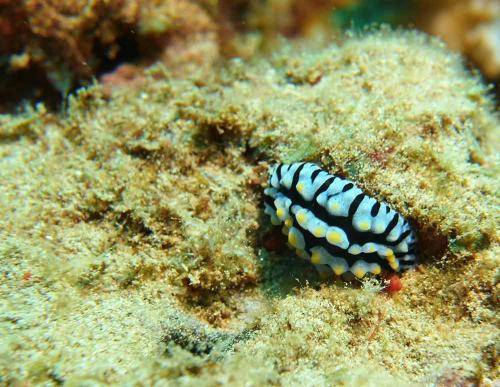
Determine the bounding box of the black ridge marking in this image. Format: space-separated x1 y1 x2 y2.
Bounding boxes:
391 228 412 245
310 168 322 183
342 183 354 192
282 184 398 246
263 194 276 209
348 193 365 219
291 163 306 192
291 217 395 271
370 202 380 217
276 164 283 181
274 164 412 247
395 251 414 259
381 213 399 239
385 206 390 214
326 189 343 199
312 176 336 203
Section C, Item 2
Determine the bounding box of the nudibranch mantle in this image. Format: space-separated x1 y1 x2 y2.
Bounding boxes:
263 162 417 279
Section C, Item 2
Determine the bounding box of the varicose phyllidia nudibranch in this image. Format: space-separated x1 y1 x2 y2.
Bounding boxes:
263 162 417 279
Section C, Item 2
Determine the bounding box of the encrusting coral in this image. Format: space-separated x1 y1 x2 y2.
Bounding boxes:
0 28 498 385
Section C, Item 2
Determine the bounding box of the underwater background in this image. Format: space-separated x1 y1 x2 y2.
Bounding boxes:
0 0 498 385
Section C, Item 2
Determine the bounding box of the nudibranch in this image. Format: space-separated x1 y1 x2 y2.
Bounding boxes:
263 162 417 279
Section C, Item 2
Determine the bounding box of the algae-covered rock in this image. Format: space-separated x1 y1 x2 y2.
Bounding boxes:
0 29 498 385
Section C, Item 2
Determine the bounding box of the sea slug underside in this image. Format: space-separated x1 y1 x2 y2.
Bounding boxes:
263 162 417 279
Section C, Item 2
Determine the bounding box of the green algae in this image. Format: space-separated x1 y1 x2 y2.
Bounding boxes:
0 29 499 385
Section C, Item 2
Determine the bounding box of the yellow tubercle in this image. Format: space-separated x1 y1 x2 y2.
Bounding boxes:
353 267 366 279
388 256 399 270
332 265 345 275
288 231 297 247
311 251 321 264
276 208 284 218
371 264 381 275
296 182 305 193
389 261 399 270
296 212 308 224
284 218 293 227
382 248 394 257
329 202 341 212
349 246 361 255
366 244 376 253
312 226 326 238
327 230 342 244
357 220 371 231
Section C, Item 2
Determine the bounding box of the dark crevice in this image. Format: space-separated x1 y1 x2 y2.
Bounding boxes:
163 314 251 357
122 145 155 160
0 29 142 113
93 29 141 76
0 64 62 113
116 210 153 237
